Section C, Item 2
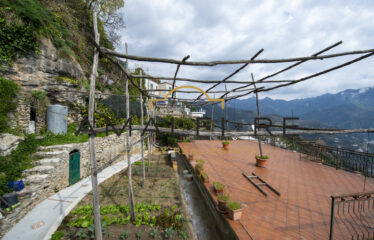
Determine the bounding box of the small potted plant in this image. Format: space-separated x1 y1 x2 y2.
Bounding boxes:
195 163 204 176
217 194 229 211
222 141 230 150
213 181 225 195
201 172 209 183
227 201 243 220
188 154 194 161
255 155 269 168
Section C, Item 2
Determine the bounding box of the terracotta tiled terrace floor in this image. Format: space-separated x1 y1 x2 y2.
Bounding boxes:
178 140 374 240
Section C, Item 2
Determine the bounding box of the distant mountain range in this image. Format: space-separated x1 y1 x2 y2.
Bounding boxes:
204 87 374 152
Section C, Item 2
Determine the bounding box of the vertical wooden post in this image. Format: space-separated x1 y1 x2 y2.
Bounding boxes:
89 10 102 240
139 72 145 186
210 96 215 140
252 73 263 157
146 95 151 170
225 84 229 131
125 43 135 220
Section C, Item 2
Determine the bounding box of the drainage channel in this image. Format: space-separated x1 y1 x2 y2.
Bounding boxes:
177 156 223 240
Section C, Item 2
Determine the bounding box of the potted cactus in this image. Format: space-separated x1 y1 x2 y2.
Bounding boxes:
217 194 229 211
227 201 243 220
255 155 269 168
213 181 225 195
222 141 230 150
201 172 209 183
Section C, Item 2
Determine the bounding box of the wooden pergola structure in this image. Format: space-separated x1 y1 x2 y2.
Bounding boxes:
84 9 374 240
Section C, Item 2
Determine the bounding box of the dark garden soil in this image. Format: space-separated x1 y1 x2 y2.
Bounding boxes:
54 152 194 240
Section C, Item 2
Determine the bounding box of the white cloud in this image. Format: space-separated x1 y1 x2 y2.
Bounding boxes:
118 0 374 100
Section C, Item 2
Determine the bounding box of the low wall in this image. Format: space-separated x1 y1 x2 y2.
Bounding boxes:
177 148 239 240
45 131 143 193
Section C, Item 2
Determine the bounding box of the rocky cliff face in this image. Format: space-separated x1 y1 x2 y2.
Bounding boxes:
0 38 89 133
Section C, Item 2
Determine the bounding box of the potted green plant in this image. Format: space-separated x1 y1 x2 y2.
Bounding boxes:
188 154 194 161
222 141 230 150
195 163 204 176
213 181 225 194
227 201 242 220
217 194 229 211
201 172 209 183
255 155 269 168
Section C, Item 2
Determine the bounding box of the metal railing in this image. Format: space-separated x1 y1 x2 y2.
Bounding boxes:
330 191 374 240
265 137 374 178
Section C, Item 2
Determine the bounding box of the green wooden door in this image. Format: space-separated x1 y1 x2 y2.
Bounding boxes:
69 151 80 185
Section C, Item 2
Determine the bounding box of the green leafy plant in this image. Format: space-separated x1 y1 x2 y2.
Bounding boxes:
136 230 143 239
197 159 205 165
134 214 143 226
0 77 19 133
164 227 175 239
256 155 269 159
213 181 225 191
120 230 128 240
178 229 189 240
228 201 242 210
50 230 64 240
75 229 87 239
201 172 208 179
217 195 229 202
149 228 158 238
195 163 204 172
222 141 230 145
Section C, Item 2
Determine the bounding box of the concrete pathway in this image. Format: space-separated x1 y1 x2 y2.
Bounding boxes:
3 153 143 240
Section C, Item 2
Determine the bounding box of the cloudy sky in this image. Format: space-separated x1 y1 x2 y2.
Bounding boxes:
117 0 374 100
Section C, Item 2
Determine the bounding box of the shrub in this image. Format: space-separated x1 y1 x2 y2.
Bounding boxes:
0 77 19 133
228 201 241 210
0 134 39 195
256 155 269 160
217 195 229 202
195 164 203 171
213 181 225 190
222 141 230 145
197 159 205 165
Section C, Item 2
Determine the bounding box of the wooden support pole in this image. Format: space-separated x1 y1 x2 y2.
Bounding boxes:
89 10 102 240
210 98 215 140
100 45 374 66
125 43 135 221
225 84 229 131
140 73 145 186
252 73 263 157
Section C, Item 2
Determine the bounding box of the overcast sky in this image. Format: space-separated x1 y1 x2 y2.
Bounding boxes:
117 0 374 100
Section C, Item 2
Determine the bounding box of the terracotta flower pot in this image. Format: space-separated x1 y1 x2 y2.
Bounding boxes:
222 143 229 150
201 174 209 183
214 186 224 195
228 208 242 221
218 200 227 211
256 156 268 168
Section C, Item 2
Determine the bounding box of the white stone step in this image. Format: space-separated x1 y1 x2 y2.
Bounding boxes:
32 158 60 167
22 166 54 176
17 186 41 198
33 150 69 159
23 174 49 185
39 144 76 151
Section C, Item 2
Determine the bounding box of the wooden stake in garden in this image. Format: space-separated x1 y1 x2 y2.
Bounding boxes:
89 10 102 240
252 73 263 157
210 96 215 140
139 73 146 186
225 84 229 131
125 43 136 221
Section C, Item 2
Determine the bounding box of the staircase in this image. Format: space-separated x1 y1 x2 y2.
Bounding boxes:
18 148 68 199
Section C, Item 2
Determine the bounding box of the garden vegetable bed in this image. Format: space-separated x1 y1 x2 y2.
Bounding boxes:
52 153 194 239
